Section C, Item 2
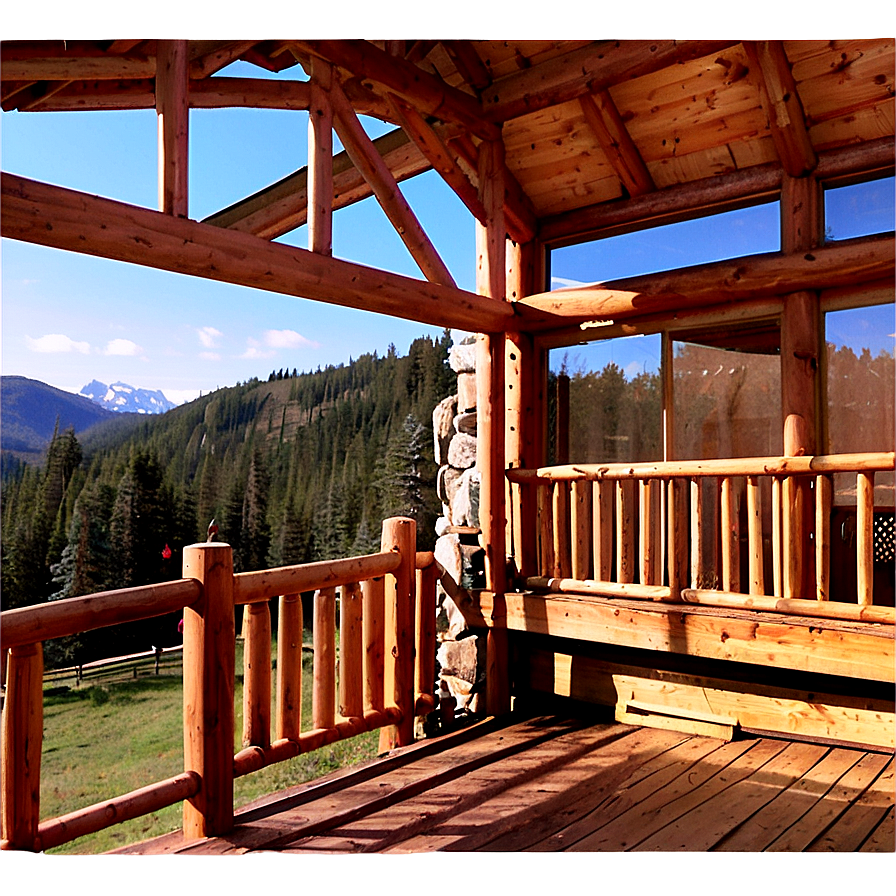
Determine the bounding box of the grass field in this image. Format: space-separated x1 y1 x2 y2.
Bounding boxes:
37 633 380 855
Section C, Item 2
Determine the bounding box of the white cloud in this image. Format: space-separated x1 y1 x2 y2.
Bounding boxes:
551 276 589 290
197 326 223 348
199 351 222 361
163 388 203 406
26 333 91 354
104 338 143 356
263 329 319 349
241 338 275 360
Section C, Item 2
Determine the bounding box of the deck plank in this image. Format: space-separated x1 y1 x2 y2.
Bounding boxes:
713 747 864 851
633 741 831 850
765 752 892 851
859 805 895 852
806 757 895 851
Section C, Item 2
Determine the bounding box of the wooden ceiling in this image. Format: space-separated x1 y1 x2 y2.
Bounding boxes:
2 39 894 247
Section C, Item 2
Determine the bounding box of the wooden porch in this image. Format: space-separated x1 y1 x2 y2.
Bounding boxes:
111 710 894 854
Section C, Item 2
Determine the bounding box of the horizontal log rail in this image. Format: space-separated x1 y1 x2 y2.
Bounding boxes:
1 517 438 852
508 452 895 624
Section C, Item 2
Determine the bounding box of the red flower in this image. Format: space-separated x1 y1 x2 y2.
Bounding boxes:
162 544 172 559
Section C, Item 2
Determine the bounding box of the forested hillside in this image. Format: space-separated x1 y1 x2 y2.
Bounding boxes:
1 334 455 666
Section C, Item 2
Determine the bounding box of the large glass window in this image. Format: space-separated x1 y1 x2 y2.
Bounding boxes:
824 176 895 242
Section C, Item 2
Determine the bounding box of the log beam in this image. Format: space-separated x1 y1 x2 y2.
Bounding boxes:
481 40 737 123
2 173 513 332
188 41 259 80
578 91 655 198
517 233 895 330
156 40 189 218
290 39 500 141
328 75 457 288
308 60 334 256
743 41 817 178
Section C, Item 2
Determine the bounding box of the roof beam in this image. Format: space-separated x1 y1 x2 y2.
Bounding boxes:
481 40 738 123
516 233 894 331
578 91 655 198
743 41 817 177
290 39 500 141
1 172 513 333
188 41 260 79
1 51 156 82
442 41 492 92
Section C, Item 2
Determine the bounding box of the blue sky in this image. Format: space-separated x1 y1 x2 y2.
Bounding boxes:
2 11 893 405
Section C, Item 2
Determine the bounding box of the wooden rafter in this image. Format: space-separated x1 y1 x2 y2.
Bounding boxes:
1 52 156 82
1 173 514 333
188 41 260 80
290 39 500 141
203 128 430 240
578 91 655 198
387 94 487 225
14 80 74 112
517 233 895 330
480 40 738 123
743 41 817 177
443 41 492 92
328 75 457 288
156 40 189 218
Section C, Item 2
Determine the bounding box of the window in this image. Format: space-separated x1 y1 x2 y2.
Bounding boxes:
824 176 895 242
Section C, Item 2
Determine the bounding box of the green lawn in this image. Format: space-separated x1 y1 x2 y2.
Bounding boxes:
38 634 379 854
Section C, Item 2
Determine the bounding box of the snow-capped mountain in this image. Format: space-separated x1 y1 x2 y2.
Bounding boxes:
79 380 175 415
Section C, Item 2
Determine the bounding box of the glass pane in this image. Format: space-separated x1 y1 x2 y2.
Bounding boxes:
826 304 895 506
549 336 662 464
824 176 896 242
672 340 782 460
550 202 780 286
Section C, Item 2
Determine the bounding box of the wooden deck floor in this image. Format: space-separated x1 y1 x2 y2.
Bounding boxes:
114 711 895 854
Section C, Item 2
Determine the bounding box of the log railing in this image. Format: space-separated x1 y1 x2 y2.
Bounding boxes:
506 452 895 624
1 516 437 852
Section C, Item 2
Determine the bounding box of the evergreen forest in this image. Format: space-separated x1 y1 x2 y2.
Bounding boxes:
1 334 455 667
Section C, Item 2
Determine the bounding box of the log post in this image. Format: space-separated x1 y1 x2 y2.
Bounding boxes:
312 587 337 730
182 542 235 839
721 477 741 592
538 483 554 576
552 480 571 578
276 593 302 742
414 563 437 708
593 480 613 580
156 39 189 217
746 476 765 595
772 476 783 597
571 479 592 580
338 582 363 719
308 59 333 256
1 643 43 851
362 577 385 713
667 478 689 600
379 517 416 751
617 480 635 584
783 413 809 598
857 472 875 606
242 601 271 748
815 475 832 602
639 480 661 585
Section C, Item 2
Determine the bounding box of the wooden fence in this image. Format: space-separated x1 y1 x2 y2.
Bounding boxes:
0 516 437 851
506 451 895 624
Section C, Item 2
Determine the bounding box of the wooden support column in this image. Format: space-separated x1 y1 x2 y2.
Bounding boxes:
156 39 189 218
312 587 336 730
307 60 333 255
276 593 302 741
182 542 235 839
242 601 271 748
338 582 364 719
476 137 511 717
379 517 416 751
362 577 386 713
1 643 43 851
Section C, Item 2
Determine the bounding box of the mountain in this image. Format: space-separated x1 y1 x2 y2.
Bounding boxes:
0 376 120 463
80 380 176 415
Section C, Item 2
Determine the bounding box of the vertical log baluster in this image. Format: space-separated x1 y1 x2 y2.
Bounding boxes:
182 542 235 839
592 480 613 581
242 601 271 748
379 517 417 751
339 582 364 719
538 482 554 577
1 643 43 851
616 479 635 584
553 480 571 578
639 480 661 585
415 563 437 708
721 477 741 592
362 577 385 713
571 479 592 581
772 476 783 597
276 593 302 742
783 475 804 598
815 474 832 601
857 471 875 606
312 587 337 730
667 478 689 599
518 480 538 580
746 476 765 595
689 478 703 589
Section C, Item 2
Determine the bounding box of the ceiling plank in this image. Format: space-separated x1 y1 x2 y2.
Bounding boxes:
578 91 655 198
290 39 500 141
517 233 894 330
387 94 488 225
2 172 513 334
481 40 738 123
329 75 457 288
743 41 817 177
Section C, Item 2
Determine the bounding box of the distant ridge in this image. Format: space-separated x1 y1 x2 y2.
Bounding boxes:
79 380 175 415
1 376 117 462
